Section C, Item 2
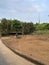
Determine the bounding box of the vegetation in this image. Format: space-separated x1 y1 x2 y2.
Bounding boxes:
36 23 49 30
0 18 35 36
23 22 35 34
0 18 49 36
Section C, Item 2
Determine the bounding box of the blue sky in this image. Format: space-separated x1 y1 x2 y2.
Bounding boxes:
0 0 49 23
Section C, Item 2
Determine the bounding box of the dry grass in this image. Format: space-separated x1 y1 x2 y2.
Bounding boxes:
2 35 49 65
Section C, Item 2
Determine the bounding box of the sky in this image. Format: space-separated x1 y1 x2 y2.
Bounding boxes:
0 0 49 23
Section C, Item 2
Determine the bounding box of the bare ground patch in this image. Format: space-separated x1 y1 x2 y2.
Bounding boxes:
1 35 49 65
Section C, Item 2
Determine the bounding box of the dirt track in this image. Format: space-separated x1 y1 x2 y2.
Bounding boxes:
2 35 49 65
0 39 35 65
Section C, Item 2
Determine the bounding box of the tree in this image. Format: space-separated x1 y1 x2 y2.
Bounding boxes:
12 20 22 34
1 18 35 35
23 22 35 34
1 18 8 35
0 23 1 30
7 20 12 33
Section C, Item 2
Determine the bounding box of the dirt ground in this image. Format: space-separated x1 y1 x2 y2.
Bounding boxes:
1 35 49 65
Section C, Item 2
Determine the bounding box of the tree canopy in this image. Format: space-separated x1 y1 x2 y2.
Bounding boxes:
0 18 49 36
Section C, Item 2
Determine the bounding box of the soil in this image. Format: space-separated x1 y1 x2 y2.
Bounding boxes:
1 35 49 65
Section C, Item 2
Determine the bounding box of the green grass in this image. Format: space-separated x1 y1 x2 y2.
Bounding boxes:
33 30 49 35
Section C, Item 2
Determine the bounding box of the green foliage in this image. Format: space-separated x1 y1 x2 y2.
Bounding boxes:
1 18 13 35
36 23 49 30
0 24 1 34
1 18 8 35
12 20 22 32
23 22 35 34
7 20 12 32
1 18 49 36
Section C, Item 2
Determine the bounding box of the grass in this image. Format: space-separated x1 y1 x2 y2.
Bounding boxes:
33 30 49 35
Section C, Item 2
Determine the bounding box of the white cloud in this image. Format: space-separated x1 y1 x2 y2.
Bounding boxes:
33 4 42 12
0 0 46 13
32 2 47 13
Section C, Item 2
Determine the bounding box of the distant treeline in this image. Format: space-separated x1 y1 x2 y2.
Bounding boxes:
0 18 49 36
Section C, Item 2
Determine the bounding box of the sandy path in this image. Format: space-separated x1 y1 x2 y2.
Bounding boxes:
0 39 35 65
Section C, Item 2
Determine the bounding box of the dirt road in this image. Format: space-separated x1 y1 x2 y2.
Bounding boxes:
2 35 49 65
0 39 35 65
